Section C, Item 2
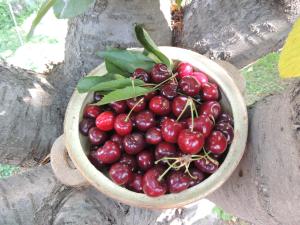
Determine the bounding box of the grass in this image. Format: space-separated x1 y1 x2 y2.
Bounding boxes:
242 52 287 105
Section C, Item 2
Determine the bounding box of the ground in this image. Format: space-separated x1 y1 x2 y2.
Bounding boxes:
0 2 286 224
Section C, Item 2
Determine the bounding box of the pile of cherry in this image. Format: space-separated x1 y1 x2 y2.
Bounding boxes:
79 62 234 197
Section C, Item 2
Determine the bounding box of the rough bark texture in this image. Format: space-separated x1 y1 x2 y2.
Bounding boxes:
0 63 66 166
180 0 300 68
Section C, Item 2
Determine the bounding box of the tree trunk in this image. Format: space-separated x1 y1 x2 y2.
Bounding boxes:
0 0 300 224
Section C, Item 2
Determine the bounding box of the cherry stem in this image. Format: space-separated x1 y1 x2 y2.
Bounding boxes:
176 97 193 122
158 160 178 182
153 73 177 90
125 97 144 122
131 78 137 101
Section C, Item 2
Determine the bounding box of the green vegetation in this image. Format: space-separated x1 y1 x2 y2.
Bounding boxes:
212 206 234 221
0 163 19 179
242 52 287 105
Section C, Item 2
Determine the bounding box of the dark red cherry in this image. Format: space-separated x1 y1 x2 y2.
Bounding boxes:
96 111 115 131
179 76 201 97
154 142 177 161
109 100 128 114
79 118 95 136
145 127 162 145
137 150 154 171
119 154 138 172
172 96 189 118
188 168 205 187
132 68 150 82
192 71 208 85
201 82 219 101
96 140 121 164
90 145 100 151
93 91 103 102
109 163 133 185
127 173 143 193
161 118 184 143
88 127 108 145
150 63 171 83
135 110 156 132
83 105 102 119
88 150 104 169
144 90 157 101
149 96 171 116
218 113 234 126
178 129 204 154
167 170 191 193
114 114 133 136
194 156 219 174
187 114 214 138
126 97 146 112
215 122 234 144
142 167 167 197
198 101 221 119
206 131 228 154
110 134 124 150
160 82 178 100
177 62 194 79
123 133 145 155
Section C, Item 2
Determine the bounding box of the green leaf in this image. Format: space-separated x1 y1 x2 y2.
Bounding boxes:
53 0 94 19
135 24 173 70
95 86 153 105
27 0 57 40
77 74 123 93
88 77 145 92
105 58 130 77
97 48 155 73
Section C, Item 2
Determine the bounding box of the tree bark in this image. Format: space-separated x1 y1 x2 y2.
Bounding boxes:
180 0 300 68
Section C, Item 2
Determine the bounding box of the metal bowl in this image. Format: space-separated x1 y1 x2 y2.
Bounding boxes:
64 47 248 209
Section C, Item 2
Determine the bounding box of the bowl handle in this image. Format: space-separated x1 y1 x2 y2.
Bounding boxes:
50 135 89 187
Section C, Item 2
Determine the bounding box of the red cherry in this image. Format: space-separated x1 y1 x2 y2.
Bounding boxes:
119 154 138 172
145 127 162 145
109 100 128 114
149 96 171 116
96 140 121 164
167 170 191 193
194 156 219 174
188 168 205 187
217 113 234 126
83 105 102 119
88 150 104 169
142 167 167 197
123 133 145 155
206 131 228 154
110 134 124 150
127 173 143 193
198 101 221 119
177 62 194 79
161 118 184 143
192 71 208 85
79 118 95 136
96 111 115 131
172 96 189 118
135 110 156 132
88 127 108 145
187 114 214 138
160 82 178 100
215 122 234 144
150 63 171 83
154 142 177 161
144 90 157 101
126 97 146 112
109 162 133 185
201 82 219 101
136 150 154 171
132 68 150 82
114 114 133 136
178 129 204 154
179 76 201 97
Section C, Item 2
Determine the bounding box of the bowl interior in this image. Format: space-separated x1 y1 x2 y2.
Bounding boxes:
64 47 248 209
